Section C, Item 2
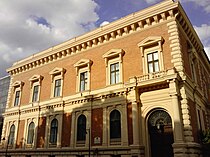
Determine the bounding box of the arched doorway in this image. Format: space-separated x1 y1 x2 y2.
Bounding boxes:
148 110 174 157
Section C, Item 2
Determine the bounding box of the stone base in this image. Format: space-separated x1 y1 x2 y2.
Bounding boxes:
173 142 202 157
130 145 145 157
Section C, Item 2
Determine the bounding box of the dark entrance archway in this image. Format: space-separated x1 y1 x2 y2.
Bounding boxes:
148 110 174 157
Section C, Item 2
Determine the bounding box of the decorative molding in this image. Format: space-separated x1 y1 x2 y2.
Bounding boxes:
138 36 163 48
7 0 179 76
29 75 43 87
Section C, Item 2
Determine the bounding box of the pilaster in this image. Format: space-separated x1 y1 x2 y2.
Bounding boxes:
167 20 184 78
102 107 108 146
169 79 184 143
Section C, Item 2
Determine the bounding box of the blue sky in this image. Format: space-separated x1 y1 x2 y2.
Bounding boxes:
0 0 209 77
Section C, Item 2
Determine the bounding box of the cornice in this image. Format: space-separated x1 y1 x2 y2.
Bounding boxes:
7 0 179 76
176 2 210 71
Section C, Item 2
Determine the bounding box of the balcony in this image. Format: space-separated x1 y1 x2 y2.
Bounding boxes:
127 68 178 87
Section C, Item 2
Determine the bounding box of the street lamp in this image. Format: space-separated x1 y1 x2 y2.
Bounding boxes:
86 128 90 157
2 135 9 157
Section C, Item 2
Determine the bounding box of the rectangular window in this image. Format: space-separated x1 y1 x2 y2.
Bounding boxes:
110 63 119 84
32 85 39 102
80 72 88 91
14 91 20 106
147 51 159 73
54 79 61 97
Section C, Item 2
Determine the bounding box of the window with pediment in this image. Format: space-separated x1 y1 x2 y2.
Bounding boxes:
12 81 24 107
74 59 92 92
29 75 43 103
138 36 164 74
103 49 125 85
49 68 66 98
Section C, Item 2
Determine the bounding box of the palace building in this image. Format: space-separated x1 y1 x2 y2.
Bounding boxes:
1 0 210 157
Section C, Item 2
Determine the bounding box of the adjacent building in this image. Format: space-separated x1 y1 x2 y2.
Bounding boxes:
1 0 210 157
0 76 10 141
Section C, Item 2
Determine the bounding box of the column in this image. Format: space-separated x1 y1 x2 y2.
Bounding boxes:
70 112 76 148
102 107 107 146
169 80 184 143
132 101 140 146
122 104 128 146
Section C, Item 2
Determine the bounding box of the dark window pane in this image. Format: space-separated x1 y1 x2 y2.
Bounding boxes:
147 51 159 73
32 85 39 102
77 115 86 141
27 122 35 144
110 63 120 84
54 79 61 97
8 124 15 145
110 110 121 139
14 91 20 106
80 72 88 91
50 119 58 144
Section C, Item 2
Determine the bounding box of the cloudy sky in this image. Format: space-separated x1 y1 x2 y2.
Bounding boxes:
0 0 209 77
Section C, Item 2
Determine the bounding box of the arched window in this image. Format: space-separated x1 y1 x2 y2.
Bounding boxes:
27 122 35 144
77 114 86 142
110 110 121 139
8 124 15 145
49 119 58 144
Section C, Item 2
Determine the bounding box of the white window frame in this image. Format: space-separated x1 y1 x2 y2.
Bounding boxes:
5 121 18 149
105 104 128 146
196 107 205 131
103 49 125 85
24 118 38 148
12 81 24 107
138 36 164 74
45 114 63 148
49 68 66 98
74 111 90 148
29 75 43 103
74 59 92 92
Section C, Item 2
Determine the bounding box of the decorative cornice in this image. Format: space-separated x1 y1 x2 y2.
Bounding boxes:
7 0 179 76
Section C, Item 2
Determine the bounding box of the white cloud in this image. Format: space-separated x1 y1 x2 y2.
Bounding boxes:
144 0 161 4
181 0 210 13
100 21 110 27
194 24 210 60
0 0 99 77
204 47 210 60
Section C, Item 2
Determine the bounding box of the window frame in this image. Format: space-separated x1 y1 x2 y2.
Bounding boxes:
49 118 58 144
76 114 87 143
53 79 61 97
147 51 160 73
79 71 88 92
49 68 65 98
14 90 20 106
103 49 125 85
12 81 24 107
27 122 35 144
74 59 92 93
32 85 39 102
138 36 164 74
110 62 120 84
110 109 121 141
29 75 43 103
189 53 198 83
8 124 15 145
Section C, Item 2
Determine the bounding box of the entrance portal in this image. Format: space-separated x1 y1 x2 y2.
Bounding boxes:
148 110 174 157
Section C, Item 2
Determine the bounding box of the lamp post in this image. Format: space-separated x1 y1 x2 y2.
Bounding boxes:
86 128 90 157
2 135 9 157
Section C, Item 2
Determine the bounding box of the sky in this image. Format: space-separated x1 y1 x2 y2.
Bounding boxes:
0 0 209 77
